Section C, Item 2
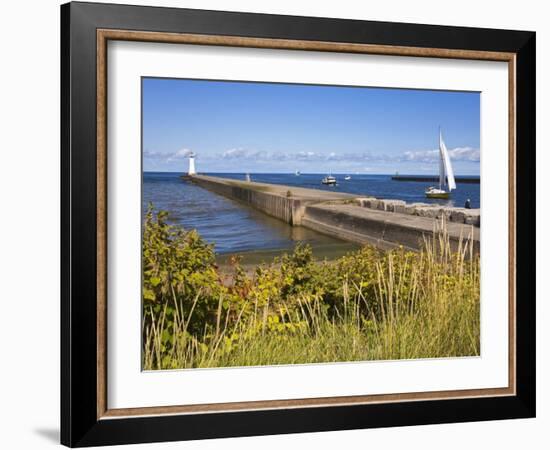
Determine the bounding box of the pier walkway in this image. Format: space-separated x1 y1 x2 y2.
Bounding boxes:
186 175 479 252
302 203 479 252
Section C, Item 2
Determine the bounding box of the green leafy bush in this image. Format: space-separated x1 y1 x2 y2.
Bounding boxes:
142 205 225 361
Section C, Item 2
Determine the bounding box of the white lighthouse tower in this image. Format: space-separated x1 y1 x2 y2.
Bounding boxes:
188 152 196 176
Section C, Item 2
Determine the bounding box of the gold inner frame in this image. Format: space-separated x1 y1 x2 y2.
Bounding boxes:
96 29 517 420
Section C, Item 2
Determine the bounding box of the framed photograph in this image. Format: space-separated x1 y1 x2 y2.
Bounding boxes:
61 1 536 447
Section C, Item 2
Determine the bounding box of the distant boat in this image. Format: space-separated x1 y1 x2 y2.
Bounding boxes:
425 128 456 199
295 170 301 176
322 175 337 185
245 173 251 182
344 175 351 181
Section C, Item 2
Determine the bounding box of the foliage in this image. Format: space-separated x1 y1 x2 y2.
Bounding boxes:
142 205 225 365
142 206 480 370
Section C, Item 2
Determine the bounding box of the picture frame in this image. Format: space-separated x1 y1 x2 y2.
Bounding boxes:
60 1 536 447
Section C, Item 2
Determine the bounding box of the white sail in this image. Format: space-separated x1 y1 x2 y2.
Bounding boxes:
439 130 456 191
438 149 445 189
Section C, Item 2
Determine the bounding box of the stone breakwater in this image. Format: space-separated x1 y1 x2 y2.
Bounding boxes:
185 175 480 252
354 197 481 227
186 175 355 225
302 204 479 253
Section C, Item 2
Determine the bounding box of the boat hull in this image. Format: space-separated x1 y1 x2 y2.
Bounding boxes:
425 192 450 199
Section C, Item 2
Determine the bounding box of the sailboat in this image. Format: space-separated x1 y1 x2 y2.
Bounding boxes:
425 129 456 199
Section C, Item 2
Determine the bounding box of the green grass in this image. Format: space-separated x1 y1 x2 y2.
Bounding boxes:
142 208 479 370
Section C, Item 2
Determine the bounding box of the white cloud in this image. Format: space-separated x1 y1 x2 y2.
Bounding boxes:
142 150 166 160
222 149 318 161
144 145 480 168
296 151 318 160
448 147 480 161
402 149 438 162
166 148 194 162
144 147 195 163
173 148 194 158
402 147 479 163
218 147 480 164
222 148 247 159
217 148 389 163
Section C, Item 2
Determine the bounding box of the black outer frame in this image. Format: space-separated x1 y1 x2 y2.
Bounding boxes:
60 1 536 447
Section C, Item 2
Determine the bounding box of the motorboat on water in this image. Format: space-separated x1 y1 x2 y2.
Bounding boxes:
295 170 301 176
425 128 456 199
322 175 337 185
344 175 351 181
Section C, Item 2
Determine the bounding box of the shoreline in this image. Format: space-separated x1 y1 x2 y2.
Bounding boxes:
215 242 361 285
216 241 360 273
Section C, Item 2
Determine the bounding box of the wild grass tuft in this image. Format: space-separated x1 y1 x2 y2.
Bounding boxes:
142 207 479 370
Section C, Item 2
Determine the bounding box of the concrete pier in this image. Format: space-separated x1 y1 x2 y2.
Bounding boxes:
302 204 479 253
185 175 480 252
187 175 355 225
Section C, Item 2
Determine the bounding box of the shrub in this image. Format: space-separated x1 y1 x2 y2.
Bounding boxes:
142 205 225 363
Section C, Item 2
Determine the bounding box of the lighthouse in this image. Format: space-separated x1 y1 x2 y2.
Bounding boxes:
188 152 196 176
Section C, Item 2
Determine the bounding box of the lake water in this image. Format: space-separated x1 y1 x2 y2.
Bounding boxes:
143 172 480 258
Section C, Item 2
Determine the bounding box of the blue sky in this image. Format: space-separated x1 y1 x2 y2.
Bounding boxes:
142 78 480 175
